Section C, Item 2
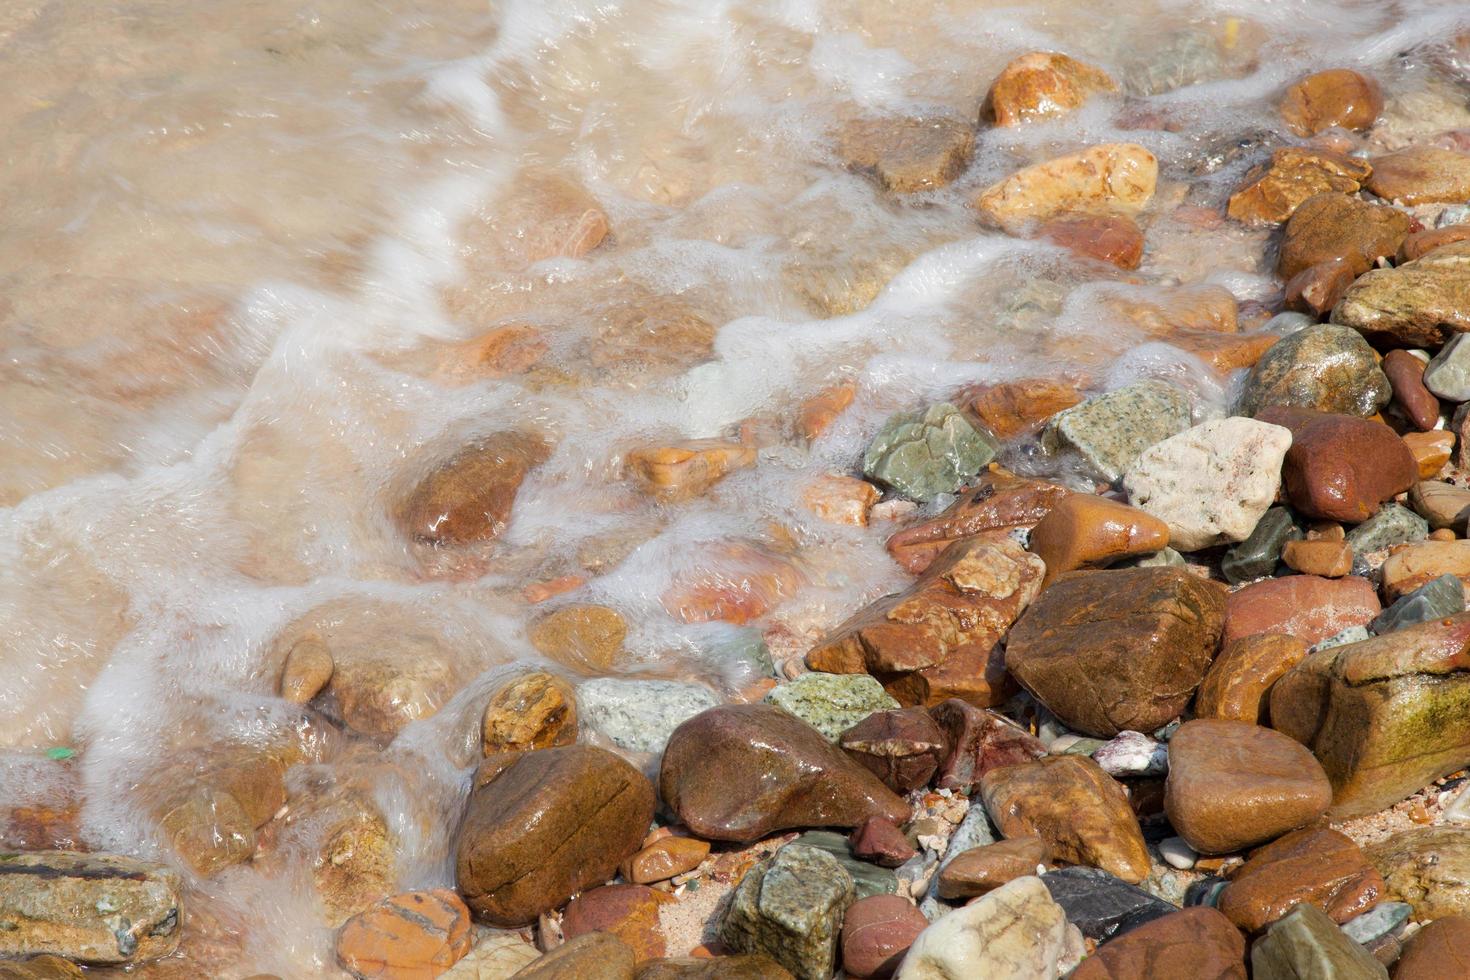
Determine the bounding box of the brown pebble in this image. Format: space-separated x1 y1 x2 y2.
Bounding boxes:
1384 350 1441 432
1280 538 1353 577
936 836 1049 899
1280 68 1383 136
280 636 333 704
1404 430 1455 479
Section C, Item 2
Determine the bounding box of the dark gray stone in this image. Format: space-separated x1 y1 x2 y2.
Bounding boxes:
1037 866 1177 941
1371 573 1466 634
1222 506 1302 585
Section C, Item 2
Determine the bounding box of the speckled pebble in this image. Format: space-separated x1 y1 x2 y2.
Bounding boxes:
1346 504 1428 570
765 672 900 740
1341 902 1411 945
579 677 720 753
1043 381 1193 483
863 403 998 502
1309 624 1372 652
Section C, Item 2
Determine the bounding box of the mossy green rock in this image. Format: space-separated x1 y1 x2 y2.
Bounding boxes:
765 672 900 740
863 402 997 502
1042 381 1191 483
789 830 900 900
1237 323 1391 419
1270 613 1470 818
718 843 856 980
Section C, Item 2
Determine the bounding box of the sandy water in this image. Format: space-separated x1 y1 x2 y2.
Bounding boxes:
2 0 1470 973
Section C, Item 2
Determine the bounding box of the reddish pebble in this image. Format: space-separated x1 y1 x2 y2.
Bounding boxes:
1384 350 1441 432
840 894 929 979
850 816 917 869
1036 214 1145 269
1223 574 1380 646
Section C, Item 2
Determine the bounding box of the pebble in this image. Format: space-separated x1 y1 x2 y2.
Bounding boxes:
1260 406 1419 523
936 837 1048 900
1158 837 1197 870
1041 380 1192 484
1281 538 1353 577
1345 503 1429 560
397 432 549 546
862 403 996 503
1368 826 1470 920
1370 572 1466 633
1228 147 1371 225
718 844 855 980
838 708 949 794
482 671 577 756
1366 146 1470 204
1251 903 1389 980
1216 826 1386 933
928 699 1046 794
280 636 333 704
1383 349 1441 431
765 673 899 741
1379 539 1470 600
1224 572 1380 646
1278 191 1410 280
1037 866 1177 941
1068 907 1247 980
850 817 917 871
1025 493 1169 583
1404 431 1455 479
965 378 1084 441
1341 902 1411 946
625 439 756 502
840 894 928 979
1221 506 1301 584
1092 731 1168 777
1401 223 1470 261
1194 633 1309 724
562 884 674 961
1280 68 1383 136
528 604 628 675
335 890 473 980
1334 241 1470 349
790 830 900 900
883 468 1070 573
513 933 636 980
621 837 710 885
896 877 1084 980
972 143 1157 235
985 51 1118 126
1393 916 1470 979
835 115 975 194
1237 324 1391 419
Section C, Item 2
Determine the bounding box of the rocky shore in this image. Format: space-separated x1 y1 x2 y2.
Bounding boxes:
7 19 1470 980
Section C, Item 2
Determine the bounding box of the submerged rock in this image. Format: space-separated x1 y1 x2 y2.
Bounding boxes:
580 677 719 754
972 143 1158 235
862 403 997 503
984 52 1118 126
397 432 550 546
836 116 975 193
765 673 899 741
1279 68 1383 136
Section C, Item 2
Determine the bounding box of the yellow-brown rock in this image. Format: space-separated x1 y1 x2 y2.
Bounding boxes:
837 115 975 193
964 378 1084 441
619 837 710 885
1366 147 1470 205
482 672 577 756
1227 147 1372 226
626 440 756 503
1405 431 1454 479
335 890 472 980
936 836 1049 899
973 143 1158 235
397 432 551 547
1026 494 1170 586
529 605 627 674
280 636 333 705
985 52 1119 126
802 475 880 527
1194 633 1308 725
1279 69 1383 137
1280 538 1353 577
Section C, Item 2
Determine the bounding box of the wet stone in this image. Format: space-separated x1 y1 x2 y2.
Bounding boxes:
1221 507 1302 584
1393 916 1470 979
1280 68 1383 136
1425 334 1470 401
1261 406 1419 524
1410 481 1470 531
849 817 917 870
1333 241 1470 349
1366 146 1470 205
336 890 473 980
1250 902 1388 979
1216 826 1385 933
1341 901 1411 946
397 432 549 547
561 884 673 962
840 894 927 980
579 678 719 754
718 843 855 980
1370 573 1465 634
1227 147 1372 226
972 143 1158 235
1038 866 1177 942
765 673 899 741
936 837 1048 900
1383 350 1440 431
1223 573 1380 646
482 672 578 756
1069 907 1247 980
862 403 996 503
838 708 948 794
1041 380 1192 484
1092 731 1168 778
1194 633 1309 725
621 837 709 885
1278 192 1411 281
897 876 1085 980
513 933 636 980
836 115 975 194
985 51 1118 126
1368 826 1470 920
1345 503 1428 564
1236 323 1391 419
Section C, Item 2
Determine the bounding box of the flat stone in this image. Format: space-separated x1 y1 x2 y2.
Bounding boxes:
1401 223 1470 261
1122 418 1292 550
1037 866 1177 941
1368 826 1470 920
1393 916 1470 979
1258 407 1418 524
1236 324 1391 419
979 756 1150 884
1005 566 1226 738
620 837 709 885
895 876 1084 980
1426 334 1470 401
529 605 628 675
1333 241 1470 349
1164 719 1332 854
1281 538 1353 577
397 432 550 546
927 699 1046 794
1280 68 1383 136
659 704 909 842
718 844 855 980
512 933 636 980
1269 614 1470 817
862 403 997 503
1216 826 1386 933
1092 731 1168 778
936 837 1048 900
1228 147 1373 225
985 52 1118 126
633 955 794 979
1383 349 1441 431
1366 147 1470 204
1370 573 1465 633
1380 540 1470 600
0 852 181 964
788 830 899 900
1221 507 1302 584
482 672 578 756
884 468 1070 573
1223 573 1380 646
1070 907 1247 980
807 534 1044 709
1036 214 1144 268
838 708 949 794
840 894 927 979
1194 633 1310 725
1341 901 1411 945
1251 902 1388 979
836 116 975 194
336 890 473 980
562 884 674 962
964 379 1084 441
1025 494 1169 584
1041 381 1192 484
765 673 899 741
455 745 655 926
972 143 1156 235
1278 192 1411 281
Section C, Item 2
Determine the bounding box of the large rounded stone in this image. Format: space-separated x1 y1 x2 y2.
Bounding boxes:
1194 634 1309 725
1163 719 1331 855
985 52 1118 126
1216 827 1384 933
979 756 1150 884
397 432 549 546
1004 566 1226 738
1278 192 1410 280
1394 916 1470 980
1257 407 1418 524
455 745 655 926
841 894 928 979
1334 240 1470 349
1279 68 1382 136
659 704 909 842
1236 324 1391 419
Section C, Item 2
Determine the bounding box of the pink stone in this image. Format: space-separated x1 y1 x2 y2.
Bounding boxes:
841 894 929 979
1223 575 1380 647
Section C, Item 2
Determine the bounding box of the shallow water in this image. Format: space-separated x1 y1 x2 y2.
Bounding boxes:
2 0 1469 972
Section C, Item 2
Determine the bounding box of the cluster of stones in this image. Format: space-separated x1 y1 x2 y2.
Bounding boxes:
11 48 1470 980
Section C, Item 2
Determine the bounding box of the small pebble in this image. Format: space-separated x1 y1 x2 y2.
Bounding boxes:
1159 837 1197 870
1092 730 1168 776
1341 901 1412 945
